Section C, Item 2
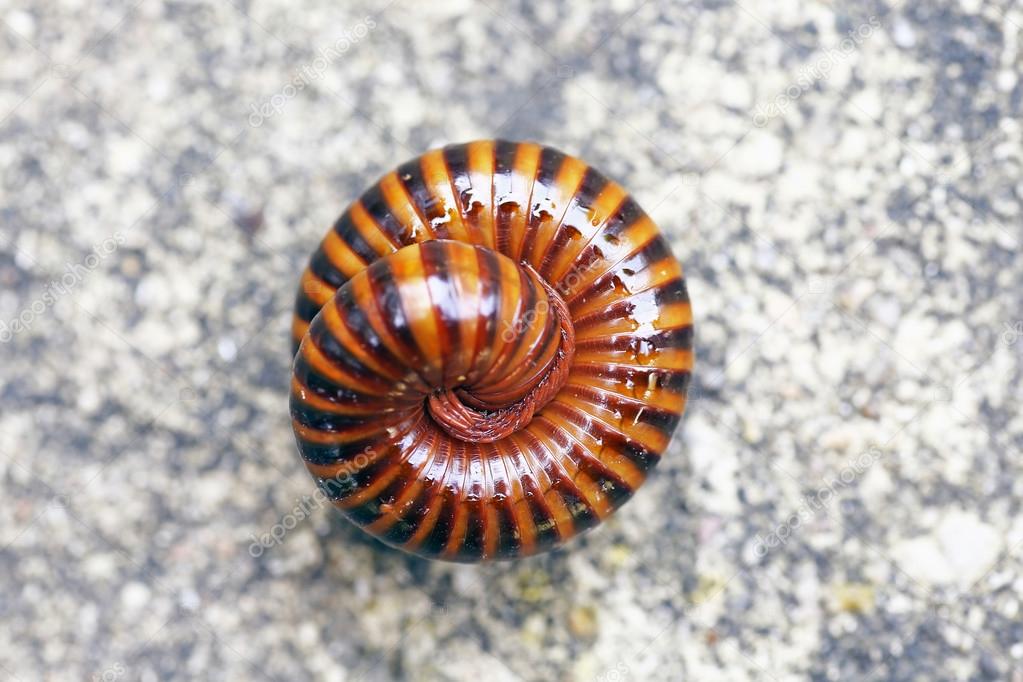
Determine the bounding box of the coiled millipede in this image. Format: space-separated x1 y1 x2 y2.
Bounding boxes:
290 140 693 562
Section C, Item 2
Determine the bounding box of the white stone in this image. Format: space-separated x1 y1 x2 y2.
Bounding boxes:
719 73 753 109
179 588 200 611
685 416 740 514
135 273 170 309
121 581 151 612
893 510 1004 587
871 297 901 329
891 17 917 48
936 509 1003 586
777 160 820 202
997 70 1018 92
849 88 883 122
107 136 146 176
6 10 36 37
728 130 785 177
217 337 237 362
892 536 956 585
76 386 101 413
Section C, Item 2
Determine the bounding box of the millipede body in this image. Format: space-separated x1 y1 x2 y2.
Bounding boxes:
290 140 693 562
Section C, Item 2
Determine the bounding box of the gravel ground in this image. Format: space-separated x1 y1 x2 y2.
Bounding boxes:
2 0 1022 680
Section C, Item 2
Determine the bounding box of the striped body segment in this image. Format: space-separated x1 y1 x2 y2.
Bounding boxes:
290 140 693 562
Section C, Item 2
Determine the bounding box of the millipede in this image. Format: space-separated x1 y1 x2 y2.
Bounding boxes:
289 140 693 562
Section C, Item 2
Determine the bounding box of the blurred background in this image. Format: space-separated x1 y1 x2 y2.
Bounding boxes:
2 0 1022 680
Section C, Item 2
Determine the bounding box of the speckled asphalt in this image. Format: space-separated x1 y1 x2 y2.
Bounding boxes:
1 0 1022 680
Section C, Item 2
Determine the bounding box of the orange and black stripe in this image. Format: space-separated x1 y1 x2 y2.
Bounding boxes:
290 140 693 562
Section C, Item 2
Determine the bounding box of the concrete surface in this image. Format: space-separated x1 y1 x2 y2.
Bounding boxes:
1 0 1022 680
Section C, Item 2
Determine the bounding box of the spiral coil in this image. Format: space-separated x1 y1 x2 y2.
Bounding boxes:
290 140 693 561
